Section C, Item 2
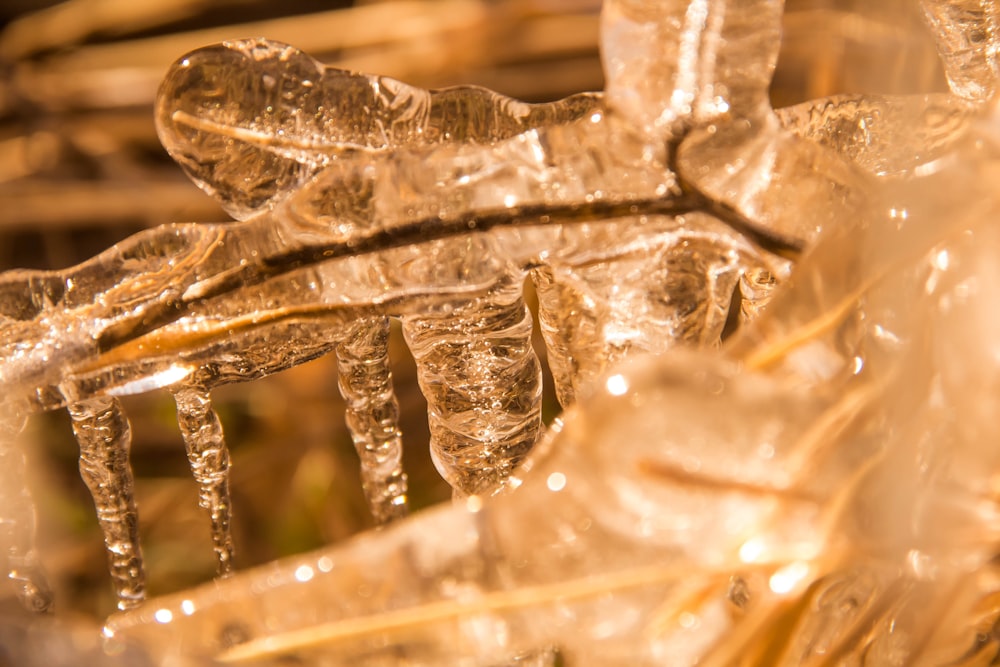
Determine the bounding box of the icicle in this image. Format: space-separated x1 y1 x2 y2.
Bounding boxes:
336 316 408 524
403 277 542 497
0 405 53 612
173 386 235 577
68 396 145 610
531 216 785 406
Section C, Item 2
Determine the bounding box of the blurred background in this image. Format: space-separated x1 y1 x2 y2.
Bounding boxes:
0 0 945 621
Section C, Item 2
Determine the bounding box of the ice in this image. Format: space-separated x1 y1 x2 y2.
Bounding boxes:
68 396 145 611
776 92 974 177
154 38 601 221
335 316 407 524
600 0 861 249
152 38 603 503
104 89 1000 664
153 16 835 422
515 0 847 404
0 402 53 613
0 0 998 654
531 213 790 404
173 386 235 576
0 1 844 607
600 0 781 135
402 275 541 496
920 0 999 102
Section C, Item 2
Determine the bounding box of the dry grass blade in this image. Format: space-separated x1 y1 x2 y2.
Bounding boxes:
9 2 600 113
0 0 244 60
0 181 223 230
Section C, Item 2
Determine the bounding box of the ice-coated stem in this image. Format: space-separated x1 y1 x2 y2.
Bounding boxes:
403 277 542 497
69 396 145 610
336 316 408 524
173 386 235 577
0 406 53 612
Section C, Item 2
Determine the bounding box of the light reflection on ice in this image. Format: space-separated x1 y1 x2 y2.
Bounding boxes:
106 365 192 396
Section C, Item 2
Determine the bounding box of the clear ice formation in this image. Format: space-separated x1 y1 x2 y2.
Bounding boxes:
0 0 996 656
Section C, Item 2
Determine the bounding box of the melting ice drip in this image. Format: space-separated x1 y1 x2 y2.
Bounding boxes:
0 0 995 627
